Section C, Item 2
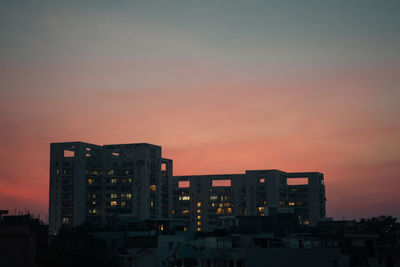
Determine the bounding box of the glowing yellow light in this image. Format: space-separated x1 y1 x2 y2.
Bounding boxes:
197 221 201 226
88 178 93 185
289 202 295 206
197 209 201 213
197 215 201 219
110 201 117 206
258 207 264 212
197 202 201 207
197 227 201 232
150 185 157 192
182 209 189 214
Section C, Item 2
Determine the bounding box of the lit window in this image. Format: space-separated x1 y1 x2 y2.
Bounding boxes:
197 227 201 232
172 210 175 214
88 209 97 214
160 224 164 231
210 195 218 200
304 220 309 225
212 203 217 207
150 201 154 208
88 178 94 185
184 227 188 231
197 202 201 207
121 201 126 207
111 178 117 184
179 196 190 201
178 181 190 188
258 207 264 212
197 215 201 219
128 178 132 183
111 194 118 199
227 208 232 214
150 185 157 192
92 201 96 205
259 178 265 183
197 221 201 226
182 209 189 214
126 193 132 199
216 208 223 214
197 209 201 213
62 217 69 223
110 201 117 206
219 203 223 208
289 202 295 206
108 170 114 175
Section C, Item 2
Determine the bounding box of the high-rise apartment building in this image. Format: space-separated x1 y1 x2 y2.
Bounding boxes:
49 142 173 234
172 170 326 231
49 142 326 234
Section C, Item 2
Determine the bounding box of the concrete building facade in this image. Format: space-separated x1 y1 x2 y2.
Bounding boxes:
172 170 326 231
49 142 326 234
49 142 173 234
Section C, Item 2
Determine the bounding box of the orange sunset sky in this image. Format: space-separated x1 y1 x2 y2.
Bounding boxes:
0 1 400 221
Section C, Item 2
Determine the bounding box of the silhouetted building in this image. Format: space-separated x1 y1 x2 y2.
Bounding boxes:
49 142 326 234
173 170 326 231
0 212 48 267
49 142 173 234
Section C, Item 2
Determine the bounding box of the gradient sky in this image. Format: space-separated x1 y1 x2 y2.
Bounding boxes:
1 0 399 221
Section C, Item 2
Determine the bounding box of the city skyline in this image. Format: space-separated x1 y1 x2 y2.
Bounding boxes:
1 1 400 221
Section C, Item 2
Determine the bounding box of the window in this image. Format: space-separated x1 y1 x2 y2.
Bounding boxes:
88 178 94 185
126 193 132 199
111 194 118 199
212 180 231 187
179 196 190 201
64 150 74 157
150 185 157 192
287 178 308 185
111 178 117 184
259 178 265 183
210 195 218 200
110 201 117 206
121 201 126 207
197 202 201 207
289 202 295 206
178 181 190 188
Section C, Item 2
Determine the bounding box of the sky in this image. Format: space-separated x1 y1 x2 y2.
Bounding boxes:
0 0 399 221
